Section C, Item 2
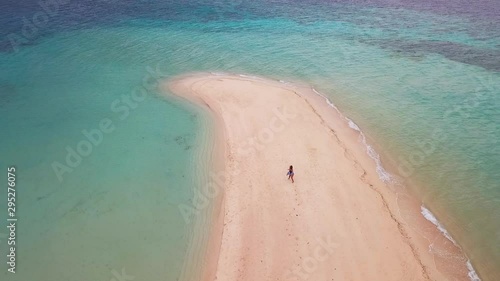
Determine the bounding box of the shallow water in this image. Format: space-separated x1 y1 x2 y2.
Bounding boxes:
0 0 499 280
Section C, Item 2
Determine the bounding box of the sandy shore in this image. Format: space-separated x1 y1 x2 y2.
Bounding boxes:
165 73 472 281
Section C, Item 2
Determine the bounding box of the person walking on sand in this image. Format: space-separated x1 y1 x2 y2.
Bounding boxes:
287 165 295 183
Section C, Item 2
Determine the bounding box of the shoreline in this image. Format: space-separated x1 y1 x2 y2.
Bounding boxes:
162 88 227 281
163 72 478 281
310 81 483 281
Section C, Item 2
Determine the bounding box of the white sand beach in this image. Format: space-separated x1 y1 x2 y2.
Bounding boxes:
165 73 472 281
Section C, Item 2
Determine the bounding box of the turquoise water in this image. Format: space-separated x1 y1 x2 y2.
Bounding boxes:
0 1 499 280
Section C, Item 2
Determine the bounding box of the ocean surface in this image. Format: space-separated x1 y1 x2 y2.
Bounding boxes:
0 0 499 280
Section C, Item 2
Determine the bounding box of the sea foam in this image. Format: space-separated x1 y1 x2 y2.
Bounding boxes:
420 206 457 245
311 87 392 183
467 260 482 281
420 206 482 281
311 84 481 281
